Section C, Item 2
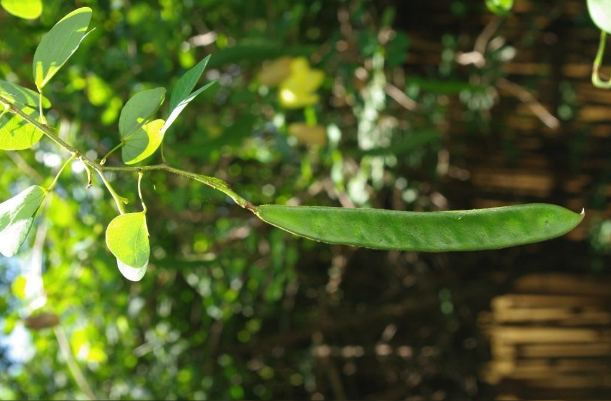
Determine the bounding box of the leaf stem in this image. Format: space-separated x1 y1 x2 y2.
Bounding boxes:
96 170 128 214
100 141 125 165
160 143 167 164
47 153 78 191
38 90 47 125
592 30 611 89
137 171 147 213
80 157 93 188
0 102 8 120
0 94 255 212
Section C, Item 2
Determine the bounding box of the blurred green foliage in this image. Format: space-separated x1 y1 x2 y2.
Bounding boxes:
0 0 600 400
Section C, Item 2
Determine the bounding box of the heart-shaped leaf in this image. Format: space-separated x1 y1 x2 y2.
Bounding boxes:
0 80 51 108
0 185 47 257
1 0 42 20
162 56 215 133
0 106 43 150
119 87 165 138
588 0 611 33
33 7 93 90
122 119 165 165
105 212 150 281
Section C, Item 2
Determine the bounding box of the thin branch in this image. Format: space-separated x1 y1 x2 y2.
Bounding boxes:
47 153 77 191
592 30 611 89
0 96 256 213
54 326 98 400
95 170 127 214
496 77 560 130
385 84 417 111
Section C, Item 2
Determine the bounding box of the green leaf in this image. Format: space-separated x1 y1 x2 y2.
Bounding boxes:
588 0 611 33
1 0 42 19
105 212 150 280
485 0 514 15
0 185 47 257
122 119 165 165
256 204 584 252
162 55 215 133
116 259 148 282
0 80 51 108
119 87 165 138
162 81 216 133
169 55 211 112
33 7 92 90
0 106 43 150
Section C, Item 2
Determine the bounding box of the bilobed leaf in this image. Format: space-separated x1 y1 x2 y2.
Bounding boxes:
588 0 611 33
119 87 165 138
0 106 43 150
122 119 165 165
0 186 47 257
0 80 51 108
162 81 216 133
169 55 210 112
1 0 42 19
33 7 92 90
485 0 514 15
105 212 150 280
256 204 584 252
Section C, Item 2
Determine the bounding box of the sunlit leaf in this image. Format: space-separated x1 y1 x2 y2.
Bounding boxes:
588 0 611 33
169 55 210 112
485 0 514 15
33 7 92 90
0 106 43 150
162 81 215 133
119 87 165 138
0 185 47 257
279 58 324 109
105 212 150 281
0 80 51 108
122 119 165 164
10 276 26 299
116 259 148 282
1 0 42 20
162 55 215 133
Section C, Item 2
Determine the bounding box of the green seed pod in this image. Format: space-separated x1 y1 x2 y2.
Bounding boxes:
255 204 584 252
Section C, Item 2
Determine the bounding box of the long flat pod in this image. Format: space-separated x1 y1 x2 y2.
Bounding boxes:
256 204 584 252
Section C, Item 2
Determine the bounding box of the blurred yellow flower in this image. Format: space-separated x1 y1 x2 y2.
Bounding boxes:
279 58 324 109
288 123 327 146
258 57 292 87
